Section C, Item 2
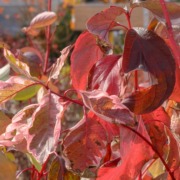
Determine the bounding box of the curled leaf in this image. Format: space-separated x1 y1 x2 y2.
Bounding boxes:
122 28 175 114
30 11 57 29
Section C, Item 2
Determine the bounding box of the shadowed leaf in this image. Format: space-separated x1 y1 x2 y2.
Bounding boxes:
71 31 103 90
80 90 134 126
63 112 107 177
0 111 11 135
130 0 180 25
122 28 175 114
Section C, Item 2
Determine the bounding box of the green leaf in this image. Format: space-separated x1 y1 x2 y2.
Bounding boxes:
0 64 10 81
14 84 41 101
26 153 42 172
0 76 41 103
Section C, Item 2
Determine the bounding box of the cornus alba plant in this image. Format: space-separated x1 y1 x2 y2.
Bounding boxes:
0 0 179 179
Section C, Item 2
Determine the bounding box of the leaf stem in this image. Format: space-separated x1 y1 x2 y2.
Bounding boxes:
43 0 52 74
120 124 175 180
159 0 180 67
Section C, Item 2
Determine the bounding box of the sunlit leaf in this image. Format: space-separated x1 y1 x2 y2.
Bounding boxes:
89 55 121 95
80 90 134 126
98 118 154 179
71 31 103 90
87 6 127 43
30 11 57 29
122 28 175 114
0 64 10 81
27 92 65 163
148 158 165 178
49 45 72 80
63 112 107 177
3 48 31 78
0 152 16 180
130 0 180 25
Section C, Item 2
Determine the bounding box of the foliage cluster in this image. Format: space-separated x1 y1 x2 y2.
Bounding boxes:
0 0 179 179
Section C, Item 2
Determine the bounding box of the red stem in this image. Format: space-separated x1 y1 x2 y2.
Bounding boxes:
125 11 138 91
159 0 180 67
16 168 35 179
120 124 175 180
43 0 52 74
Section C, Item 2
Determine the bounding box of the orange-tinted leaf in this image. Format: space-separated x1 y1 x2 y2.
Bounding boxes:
49 45 72 80
87 6 127 43
0 111 11 135
98 119 154 180
122 28 175 114
71 31 103 90
90 55 121 95
131 0 180 25
63 112 107 177
30 11 57 29
28 93 65 163
80 90 134 126
0 152 17 180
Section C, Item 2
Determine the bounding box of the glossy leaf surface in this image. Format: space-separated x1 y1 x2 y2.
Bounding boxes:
71 31 103 90
122 28 175 114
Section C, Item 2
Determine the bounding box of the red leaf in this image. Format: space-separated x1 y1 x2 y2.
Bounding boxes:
79 90 134 126
87 6 127 43
90 55 121 95
131 0 180 25
122 28 175 114
27 93 65 163
170 66 180 102
71 31 103 90
63 112 107 177
143 114 180 172
98 119 154 180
